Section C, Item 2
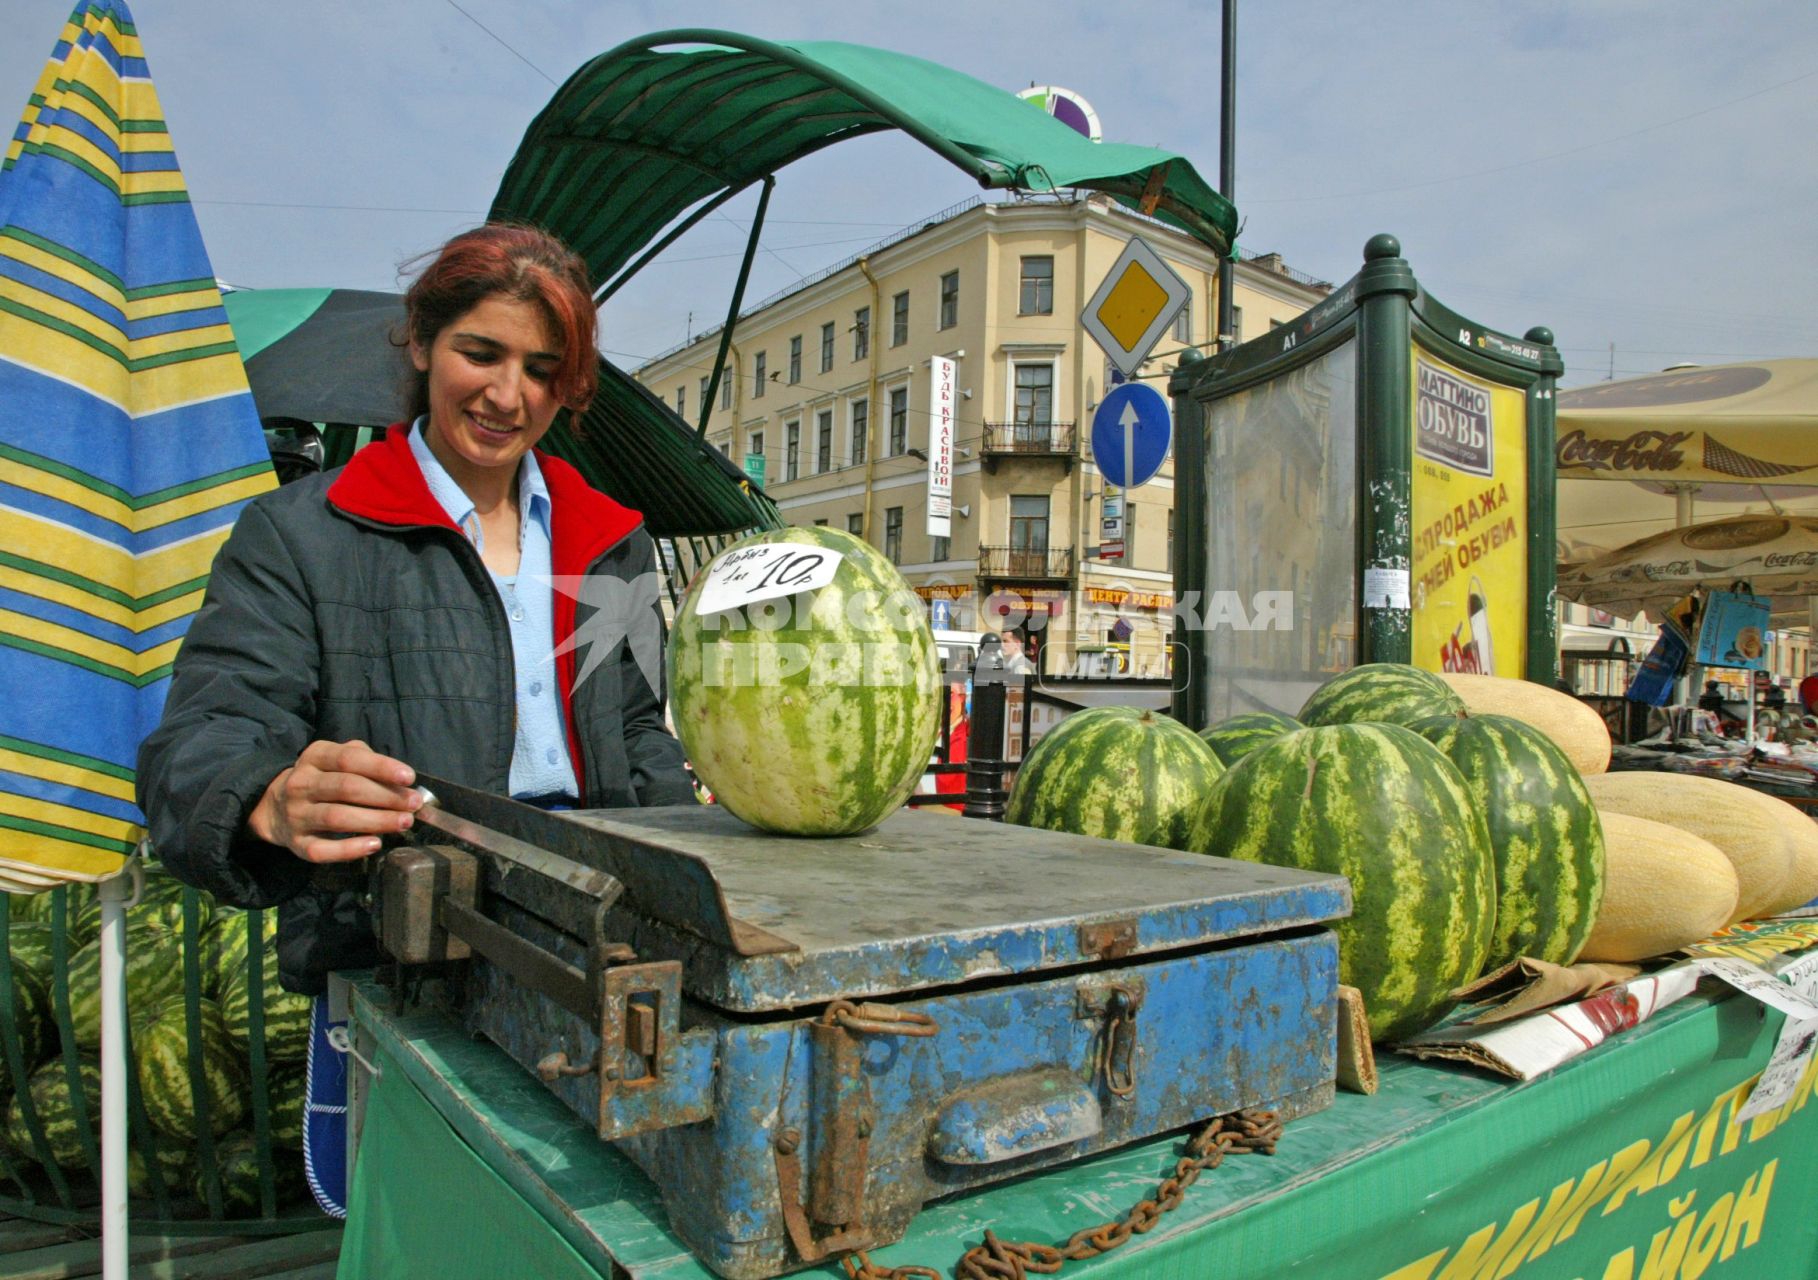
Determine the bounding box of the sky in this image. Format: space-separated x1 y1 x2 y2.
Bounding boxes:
4 0 1815 389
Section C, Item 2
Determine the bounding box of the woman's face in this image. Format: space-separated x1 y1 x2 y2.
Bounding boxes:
410 293 563 486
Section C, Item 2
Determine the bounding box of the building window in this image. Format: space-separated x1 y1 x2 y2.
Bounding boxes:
884 506 903 564
753 351 767 398
820 322 834 373
698 375 710 413
938 271 959 329
721 375 733 409
789 335 802 384
888 387 908 455
1231 305 1243 345
814 518 829 527
1019 256 1053 315
891 291 909 346
1009 494 1050 553
816 409 833 472
932 534 950 562
785 421 800 481
716 437 730 457
749 429 764 461
853 307 870 361
675 386 685 416
847 512 864 537
1173 293 1192 343
1014 363 1054 427
850 399 868 465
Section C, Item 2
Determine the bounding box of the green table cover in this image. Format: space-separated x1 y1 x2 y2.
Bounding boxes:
339 980 1818 1279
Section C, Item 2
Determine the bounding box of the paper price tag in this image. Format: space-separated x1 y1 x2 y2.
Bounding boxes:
1363 567 1410 611
1737 1010 1818 1124
1694 956 1818 1022
1774 950 1818 992
694 544 846 617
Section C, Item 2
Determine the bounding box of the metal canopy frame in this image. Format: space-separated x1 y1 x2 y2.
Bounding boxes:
492 28 1239 462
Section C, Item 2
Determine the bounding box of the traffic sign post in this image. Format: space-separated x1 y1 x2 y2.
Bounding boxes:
1091 382 1172 489
1080 235 1192 380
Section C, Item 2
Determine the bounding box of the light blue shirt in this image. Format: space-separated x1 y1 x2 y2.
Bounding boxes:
408 421 579 800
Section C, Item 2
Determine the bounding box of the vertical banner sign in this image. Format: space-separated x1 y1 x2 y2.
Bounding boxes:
927 356 956 538
1100 485 1125 560
1410 352 1529 676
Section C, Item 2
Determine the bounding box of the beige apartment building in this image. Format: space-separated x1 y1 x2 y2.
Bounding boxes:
637 192 1329 676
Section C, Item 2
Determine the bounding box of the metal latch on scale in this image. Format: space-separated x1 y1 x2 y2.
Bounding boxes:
775 999 940 1264
374 843 713 1139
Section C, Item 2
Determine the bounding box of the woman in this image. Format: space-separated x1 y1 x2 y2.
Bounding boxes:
137 226 694 1197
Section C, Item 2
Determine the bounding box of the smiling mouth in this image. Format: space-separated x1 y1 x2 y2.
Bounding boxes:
468 412 522 439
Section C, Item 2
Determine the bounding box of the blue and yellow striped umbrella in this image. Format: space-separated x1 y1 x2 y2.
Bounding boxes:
0 0 275 886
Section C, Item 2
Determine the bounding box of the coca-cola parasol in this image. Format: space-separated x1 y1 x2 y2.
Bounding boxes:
1556 361 1818 485
1555 360 1818 567
1556 514 1818 618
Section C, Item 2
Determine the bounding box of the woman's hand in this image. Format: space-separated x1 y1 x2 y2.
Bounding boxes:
248 739 422 863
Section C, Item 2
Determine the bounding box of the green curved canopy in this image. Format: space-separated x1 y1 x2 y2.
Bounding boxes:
490 29 1238 285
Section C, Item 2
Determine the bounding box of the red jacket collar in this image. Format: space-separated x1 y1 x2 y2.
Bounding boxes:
326 424 645 572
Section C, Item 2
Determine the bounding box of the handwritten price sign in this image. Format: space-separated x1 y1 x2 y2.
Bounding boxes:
693 543 847 617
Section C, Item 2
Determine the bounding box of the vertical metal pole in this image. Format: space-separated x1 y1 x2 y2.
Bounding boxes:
1354 234 1418 667
1216 0 1237 351
98 861 139 1280
699 176 775 439
1524 325 1562 684
964 638 1009 821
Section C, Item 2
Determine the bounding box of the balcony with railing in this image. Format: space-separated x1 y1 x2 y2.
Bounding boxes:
981 421 1077 472
978 543 1075 581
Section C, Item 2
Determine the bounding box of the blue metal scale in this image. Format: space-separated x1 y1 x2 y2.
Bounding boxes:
376 776 1349 1280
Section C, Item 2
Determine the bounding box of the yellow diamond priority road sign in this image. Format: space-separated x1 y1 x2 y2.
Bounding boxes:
1081 235 1192 379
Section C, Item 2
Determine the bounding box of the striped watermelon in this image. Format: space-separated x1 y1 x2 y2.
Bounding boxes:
668 526 941 836
1198 711 1303 767
1411 713 1606 971
206 1129 307 1215
1007 707 1225 850
129 1139 197 1202
1190 723 1495 1042
201 909 277 1002
266 1063 307 1150
72 871 210 943
0 959 52 1096
5 1057 100 1168
1299 663 1465 729
219 943 313 1063
135 997 248 1140
5 921 54 997
65 929 186 1052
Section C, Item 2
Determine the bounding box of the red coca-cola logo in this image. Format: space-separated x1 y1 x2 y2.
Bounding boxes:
1556 429 1694 473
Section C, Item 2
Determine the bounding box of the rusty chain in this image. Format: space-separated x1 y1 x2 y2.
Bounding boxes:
825 999 941 1038
839 1109 1284 1280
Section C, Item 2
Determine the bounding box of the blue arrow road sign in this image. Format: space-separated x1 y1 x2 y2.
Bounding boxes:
1091 383 1171 487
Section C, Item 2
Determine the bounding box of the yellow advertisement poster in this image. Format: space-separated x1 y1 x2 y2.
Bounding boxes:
1410 350 1528 676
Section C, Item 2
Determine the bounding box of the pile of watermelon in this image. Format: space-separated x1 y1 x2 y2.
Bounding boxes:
1007 664 1613 1044
0 864 312 1213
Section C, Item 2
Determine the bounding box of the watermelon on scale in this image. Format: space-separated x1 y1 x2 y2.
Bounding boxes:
1411 712 1605 970
1191 722 1495 1042
668 527 941 836
1198 711 1303 767
1298 663 1464 729
1007 707 1225 850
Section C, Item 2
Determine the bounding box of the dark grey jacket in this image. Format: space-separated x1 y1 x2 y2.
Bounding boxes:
137 427 693 993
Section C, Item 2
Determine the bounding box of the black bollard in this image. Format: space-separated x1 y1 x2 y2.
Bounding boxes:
964 635 1010 821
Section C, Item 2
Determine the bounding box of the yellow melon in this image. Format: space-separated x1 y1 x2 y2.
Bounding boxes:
1438 672 1611 776
1580 812 1739 962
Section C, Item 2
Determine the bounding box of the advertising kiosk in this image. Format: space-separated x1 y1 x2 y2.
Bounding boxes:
1170 234 1564 728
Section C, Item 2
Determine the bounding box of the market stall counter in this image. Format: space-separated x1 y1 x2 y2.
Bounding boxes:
339 973 1818 1279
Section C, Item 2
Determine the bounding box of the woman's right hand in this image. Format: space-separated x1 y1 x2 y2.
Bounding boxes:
248 739 422 863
